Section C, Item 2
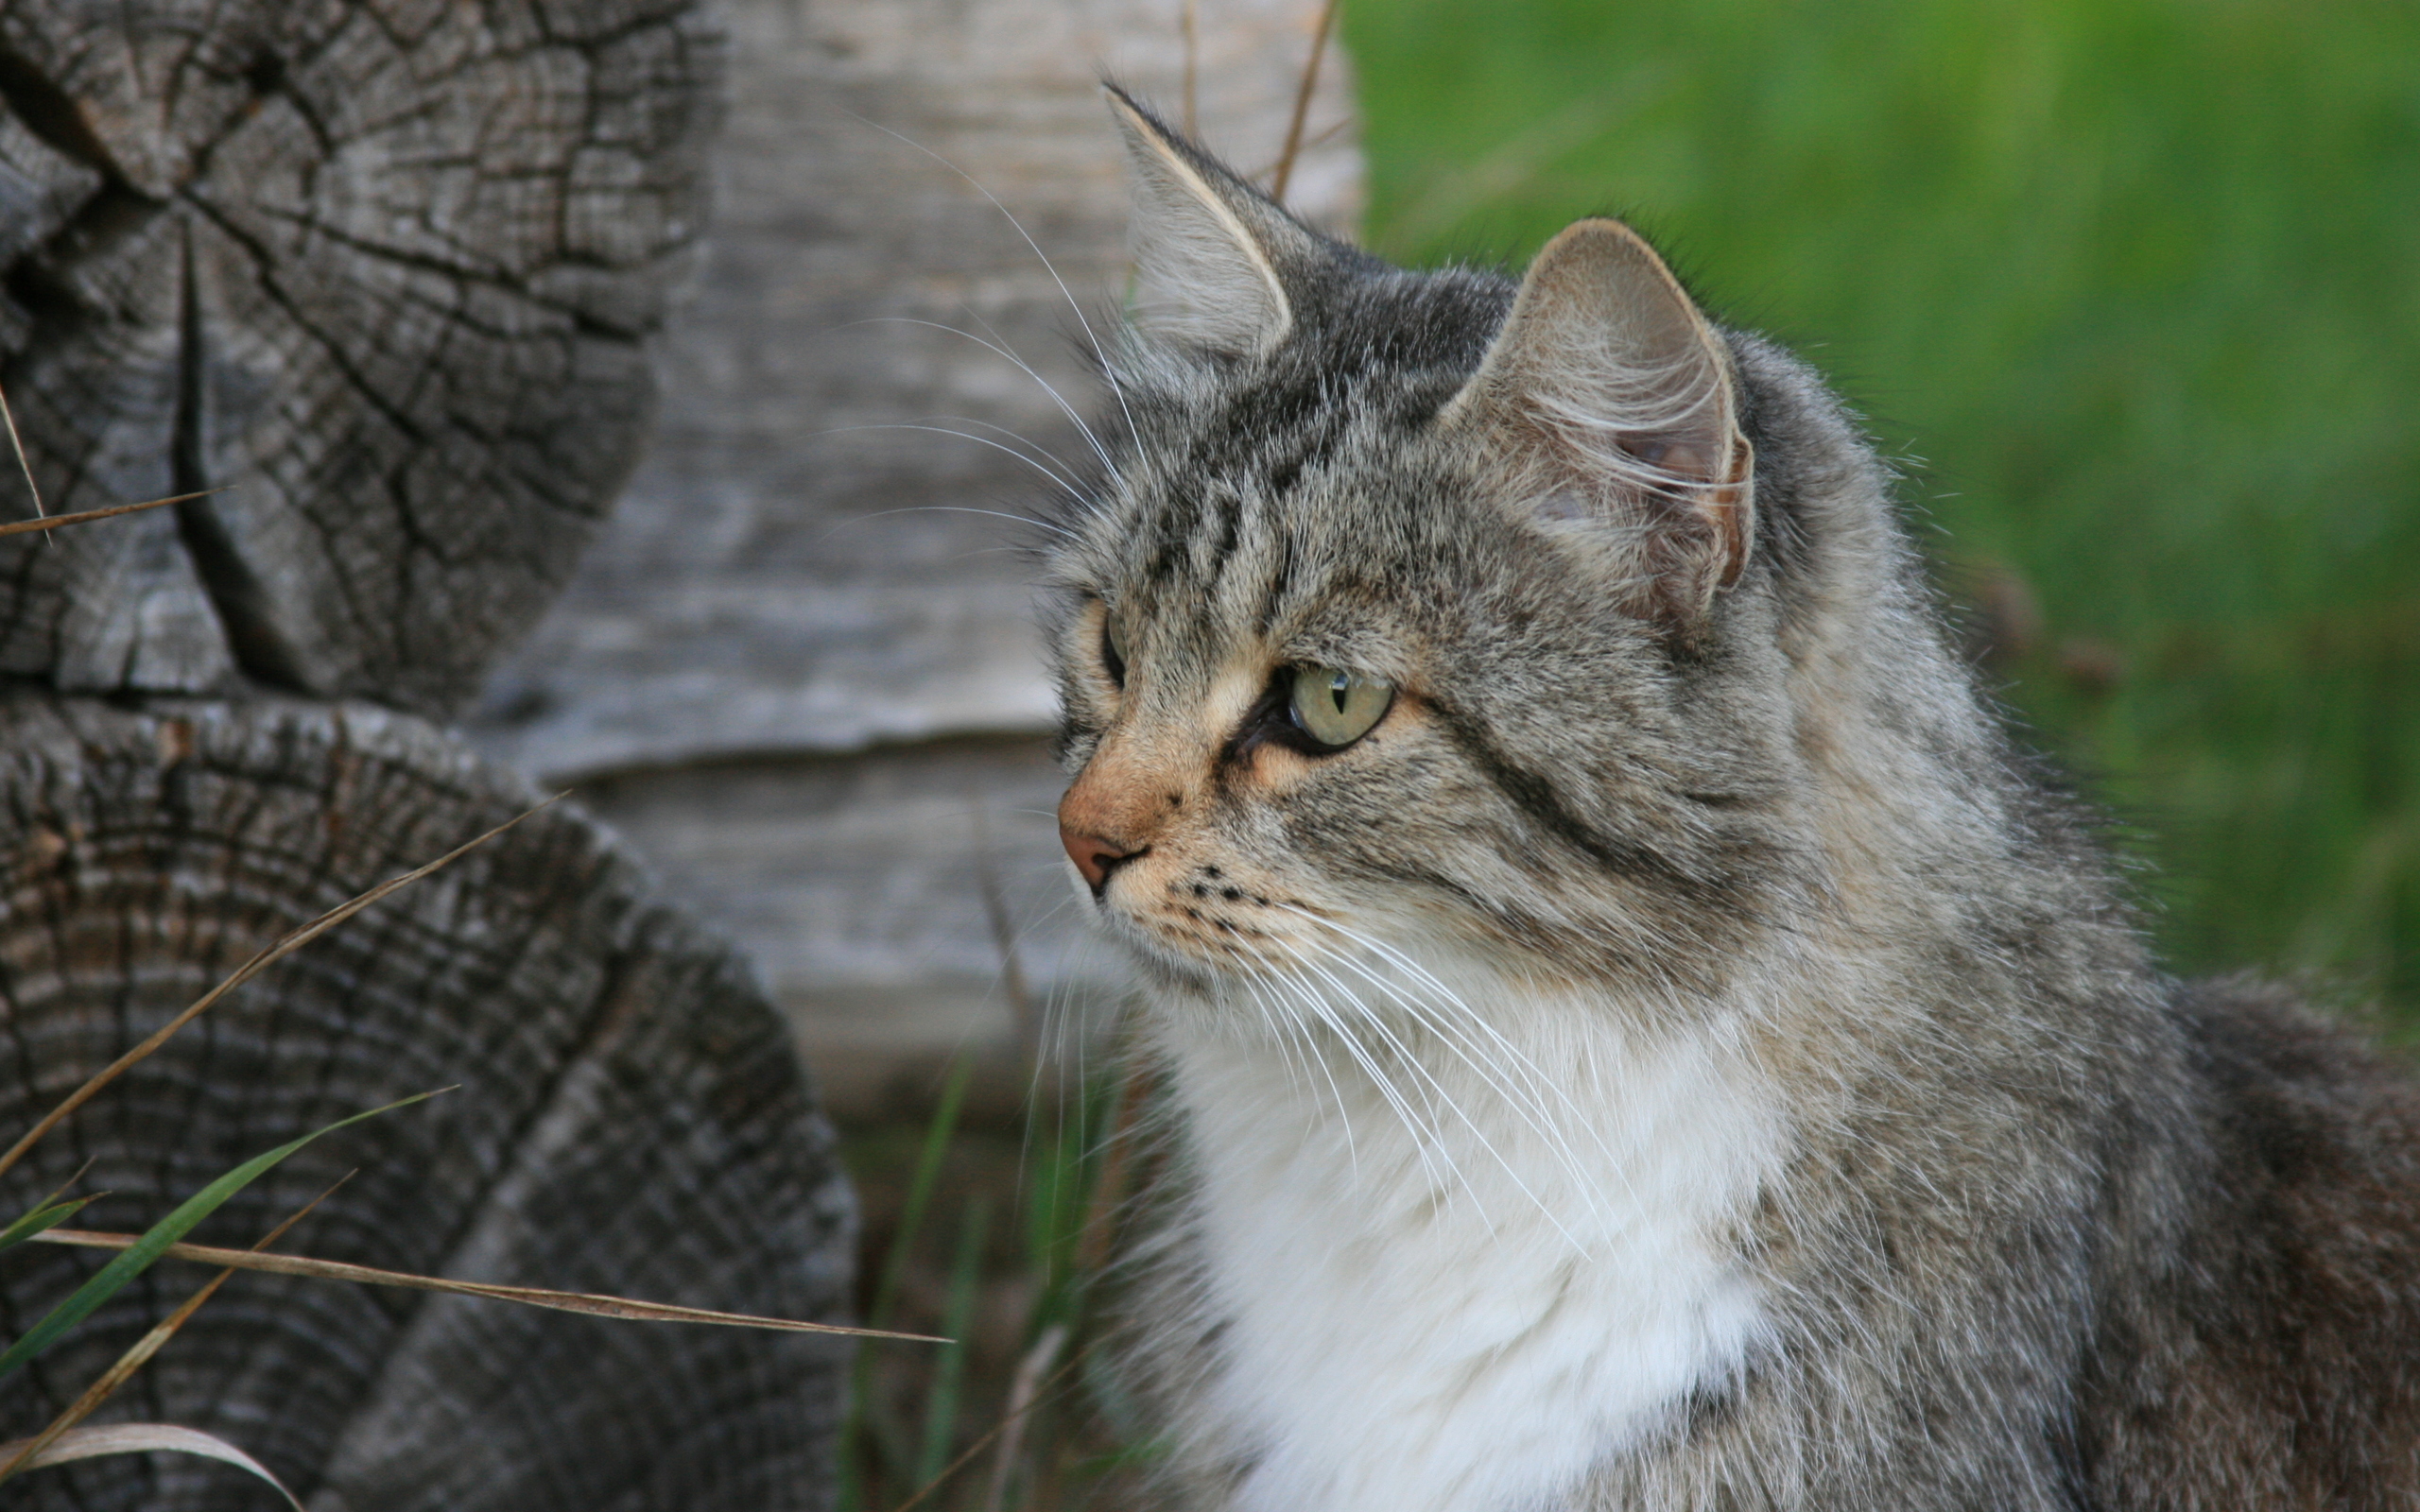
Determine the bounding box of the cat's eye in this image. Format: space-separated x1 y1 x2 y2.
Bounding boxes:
1288 665 1392 747
1102 615 1129 687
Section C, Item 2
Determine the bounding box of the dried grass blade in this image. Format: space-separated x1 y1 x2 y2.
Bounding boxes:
31 1229 946 1344
0 1424 302 1509
889 1349 1085 1512
983 1322 1068 1512
1270 0 1341 202
0 489 225 539
0 380 47 547
0 798 559 1180
0 1092 441 1380
0 1179 345 1485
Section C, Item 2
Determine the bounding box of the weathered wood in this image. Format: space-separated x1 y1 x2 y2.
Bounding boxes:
576 734 1130 1122
0 0 721 715
0 694 853 1511
469 0 1362 781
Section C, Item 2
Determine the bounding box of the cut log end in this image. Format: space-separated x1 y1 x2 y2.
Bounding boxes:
0 693 854 1512
0 0 725 716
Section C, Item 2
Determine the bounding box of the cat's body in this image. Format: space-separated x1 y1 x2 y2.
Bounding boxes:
1045 90 2420 1509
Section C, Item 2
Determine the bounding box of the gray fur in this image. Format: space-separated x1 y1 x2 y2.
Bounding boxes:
1041 89 2420 1509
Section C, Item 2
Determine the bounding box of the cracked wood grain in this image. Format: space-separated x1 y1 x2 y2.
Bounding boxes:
0 692 854 1512
0 1 723 715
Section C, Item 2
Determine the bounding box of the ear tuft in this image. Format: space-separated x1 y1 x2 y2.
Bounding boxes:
1106 84 1321 357
1445 219 1754 626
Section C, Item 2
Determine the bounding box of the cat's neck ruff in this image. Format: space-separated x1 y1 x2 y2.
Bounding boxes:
1155 953 1787 1512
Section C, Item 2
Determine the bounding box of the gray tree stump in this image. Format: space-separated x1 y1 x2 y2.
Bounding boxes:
0 695 855 1511
0 0 720 715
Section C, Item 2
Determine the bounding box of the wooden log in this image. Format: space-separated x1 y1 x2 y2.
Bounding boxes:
0 0 722 716
0 694 854 1511
469 0 1362 780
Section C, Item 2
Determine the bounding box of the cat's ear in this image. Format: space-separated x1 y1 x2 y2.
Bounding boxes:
1106 84 1322 356
1443 219 1754 626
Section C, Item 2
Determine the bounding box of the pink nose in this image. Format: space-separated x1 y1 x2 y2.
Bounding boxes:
1060 826 1142 896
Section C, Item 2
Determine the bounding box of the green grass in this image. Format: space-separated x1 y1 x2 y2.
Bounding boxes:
1344 0 2420 1005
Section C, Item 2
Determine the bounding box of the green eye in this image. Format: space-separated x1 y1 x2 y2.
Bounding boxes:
1102 615 1129 684
1288 665 1393 747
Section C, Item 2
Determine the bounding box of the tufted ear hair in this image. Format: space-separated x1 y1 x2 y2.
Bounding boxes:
1443 219 1754 627
1105 83 1328 357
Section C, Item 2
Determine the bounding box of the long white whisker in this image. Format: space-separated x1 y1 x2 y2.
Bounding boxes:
812 425 1090 516
844 113 1145 455
846 317 1121 480
952 302 1128 487
1302 941 1607 1218
1281 948 1562 1239
906 412 1092 491
1265 955 1469 1204
1238 939 1360 1172
1281 905 1616 1157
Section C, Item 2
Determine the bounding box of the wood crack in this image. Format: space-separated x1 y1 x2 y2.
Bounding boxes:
169 225 313 693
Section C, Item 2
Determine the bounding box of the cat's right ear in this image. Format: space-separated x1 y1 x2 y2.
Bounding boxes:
1443 220 1755 627
1106 84 1321 356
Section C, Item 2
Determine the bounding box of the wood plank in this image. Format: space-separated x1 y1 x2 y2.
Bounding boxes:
468 0 1362 780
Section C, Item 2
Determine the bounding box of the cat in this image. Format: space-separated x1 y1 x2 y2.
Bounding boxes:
1041 86 2420 1512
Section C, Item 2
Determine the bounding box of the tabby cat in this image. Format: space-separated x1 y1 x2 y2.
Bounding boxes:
1044 87 2420 1511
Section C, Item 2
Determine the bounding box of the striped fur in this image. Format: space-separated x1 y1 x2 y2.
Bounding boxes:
1038 89 2420 1510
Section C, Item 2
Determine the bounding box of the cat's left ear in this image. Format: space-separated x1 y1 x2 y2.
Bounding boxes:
1443 220 1754 627
1105 84 1328 356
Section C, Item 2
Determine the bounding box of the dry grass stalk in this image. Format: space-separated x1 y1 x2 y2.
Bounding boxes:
31 1228 942 1343
982 1322 1068 1512
0 490 217 538
888 1349 1086 1512
1182 0 1201 136
0 1424 302 1507
0 797 562 1181
1270 0 1340 202
0 1181 349 1484
0 380 48 545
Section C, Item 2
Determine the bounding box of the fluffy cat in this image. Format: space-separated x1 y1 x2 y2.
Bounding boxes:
1042 87 2420 1511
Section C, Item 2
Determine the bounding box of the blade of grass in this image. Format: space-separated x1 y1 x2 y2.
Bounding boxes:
0 489 222 539
0 1196 96 1252
914 1199 990 1488
888 1350 1085 1512
0 1423 302 1508
0 797 560 1181
27 1229 945 1343
872 1049 977 1332
0 1091 444 1380
0 1177 347 1486
843 1050 979 1506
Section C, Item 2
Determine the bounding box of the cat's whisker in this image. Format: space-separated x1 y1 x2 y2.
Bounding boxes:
1293 938 1612 1223
1236 939 1363 1172
1262 954 1457 1195
1272 905 1618 1174
843 112 1145 456
1260 950 1506 1221
1226 955 1322 1113
809 425 1092 516
847 317 1123 482
899 411 1094 493
1281 946 1575 1242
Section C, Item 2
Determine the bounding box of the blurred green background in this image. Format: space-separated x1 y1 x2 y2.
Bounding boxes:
1343 0 2420 1009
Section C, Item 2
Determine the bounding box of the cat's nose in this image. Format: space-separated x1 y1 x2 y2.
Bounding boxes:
1061 826 1145 898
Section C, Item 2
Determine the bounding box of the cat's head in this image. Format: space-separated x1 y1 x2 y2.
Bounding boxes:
1044 89 1913 1014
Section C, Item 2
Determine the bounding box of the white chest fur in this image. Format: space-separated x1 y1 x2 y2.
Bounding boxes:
1162 979 1783 1512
